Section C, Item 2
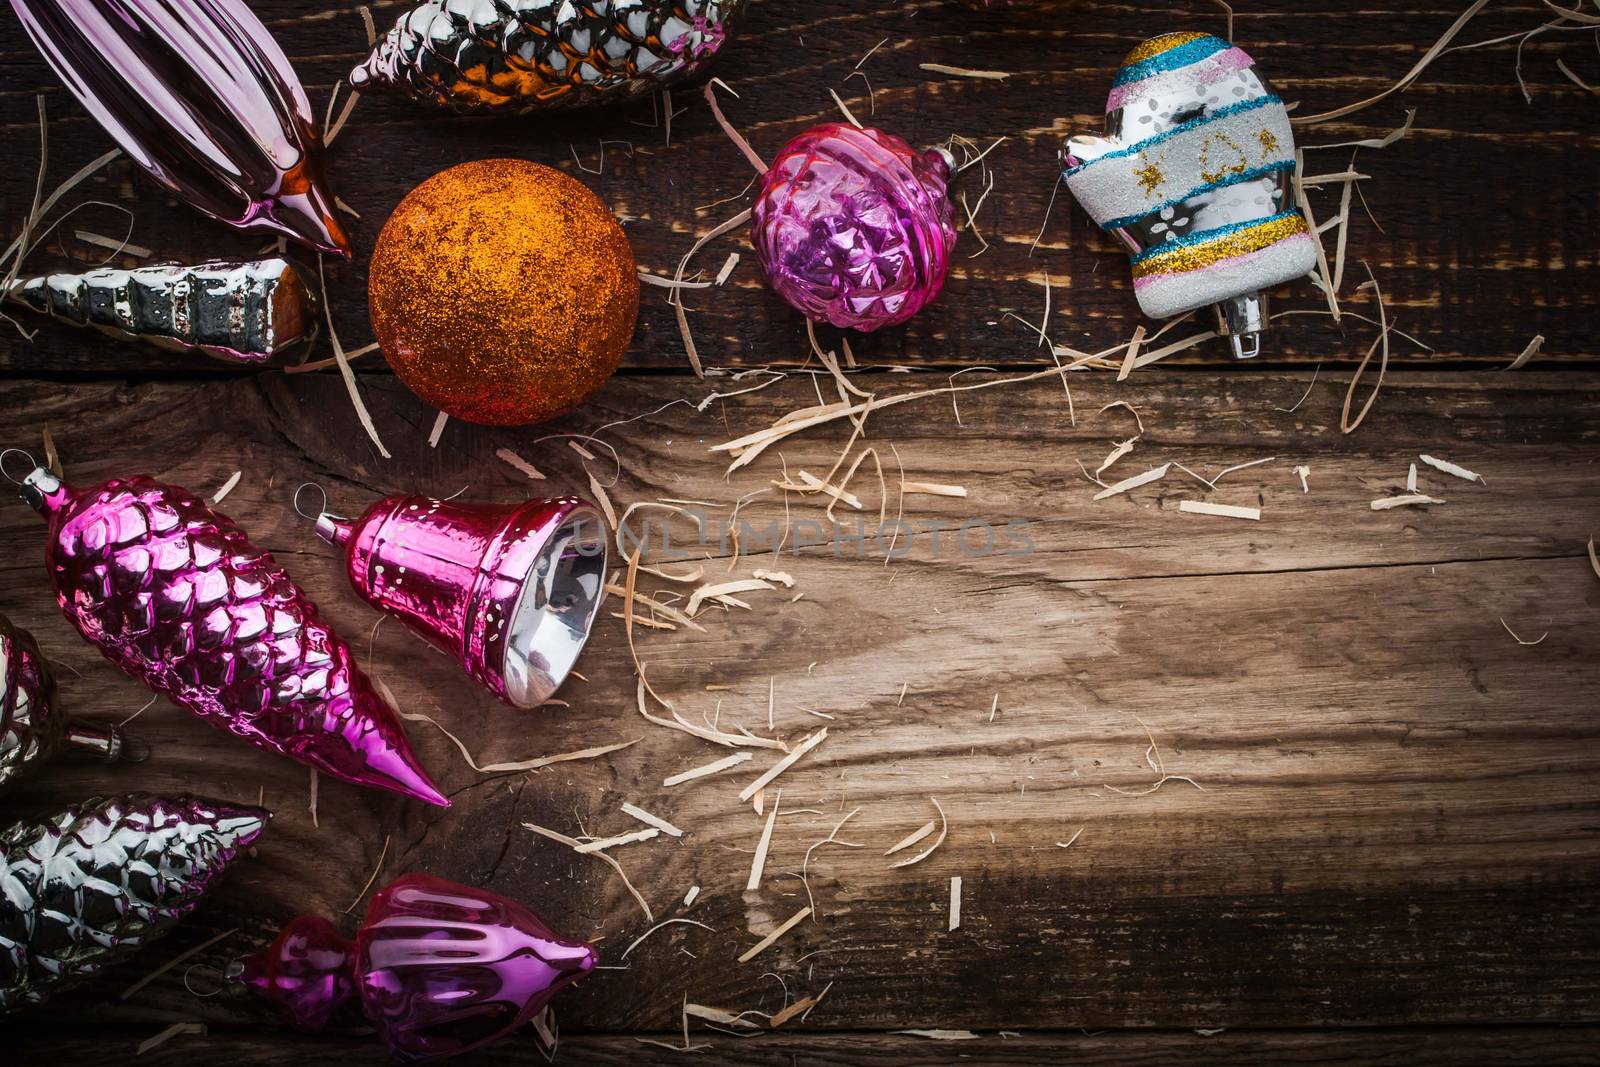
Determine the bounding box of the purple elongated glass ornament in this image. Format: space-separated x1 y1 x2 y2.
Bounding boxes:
237 873 597 1062
16 466 447 807
11 0 350 256
751 122 957 332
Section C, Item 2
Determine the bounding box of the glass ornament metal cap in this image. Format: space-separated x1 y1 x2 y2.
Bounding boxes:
312 491 608 709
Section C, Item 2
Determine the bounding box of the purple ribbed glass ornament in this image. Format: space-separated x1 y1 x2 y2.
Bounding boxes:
751 122 957 332
16 466 447 808
10 0 350 256
239 873 597 1062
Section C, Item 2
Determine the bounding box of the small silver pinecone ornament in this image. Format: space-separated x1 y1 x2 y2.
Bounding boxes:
350 0 747 114
0 794 267 1011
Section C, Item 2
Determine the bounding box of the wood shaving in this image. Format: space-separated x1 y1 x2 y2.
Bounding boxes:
884 819 937 857
686 1003 761 1030
1407 463 1419 493
637 679 785 751
919 62 1009 79
427 411 448 449
664 751 754 786
753 569 795 587
308 767 318 828
828 87 863 128
604 582 706 632
739 729 828 802
949 876 963 931
747 789 781 890
890 798 948 868
1294 465 1311 493
1095 439 1137 479
684 885 701 906
1589 537 1599 581
893 1029 980 1041
211 471 241 503
1293 0 1490 124
1179 500 1260 521
137 1022 205 1057
902 480 969 499
574 827 660 854
687 578 775 616
1499 618 1549 646
1341 265 1392 434
1420 454 1484 484
1093 463 1170 501
738 906 811 963
622 802 683 837
588 472 619 530
344 834 391 914
1117 325 1146 381
1371 494 1444 511
1505 334 1546 370
398 708 639 774
569 440 597 461
770 983 831 1028
617 921 713 959
317 258 390 458
716 252 740 284
1056 828 1085 850
523 820 652 920
73 229 152 258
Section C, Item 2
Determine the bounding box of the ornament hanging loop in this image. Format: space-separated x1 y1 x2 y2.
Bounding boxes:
0 448 38 485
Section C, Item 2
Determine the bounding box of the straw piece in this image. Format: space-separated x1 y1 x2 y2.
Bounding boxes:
738 906 811 963
137 1022 204 1057
622 802 683 837
121 928 237 1001
1093 463 1170 501
884 819 936 857
919 63 1010 79
427 411 448 449
1589 537 1599 581
684 885 701 906
398 709 640 774
687 578 775 616
1117 325 1146 381
747 789 781 890
739 729 828 801
770 984 830 1028
574 827 659 854
893 1029 980 1041
948 876 963 931
1420 454 1484 484
1179 500 1261 521
664 751 753 786
686 1003 761 1030
1499 617 1548 646
901 481 968 498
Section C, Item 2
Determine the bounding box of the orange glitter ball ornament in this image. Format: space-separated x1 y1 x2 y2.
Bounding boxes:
369 159 639 426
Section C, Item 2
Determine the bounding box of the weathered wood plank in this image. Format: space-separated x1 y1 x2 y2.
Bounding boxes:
0 369 1595 1034
0 0 1594 375
9 1026 1600 1066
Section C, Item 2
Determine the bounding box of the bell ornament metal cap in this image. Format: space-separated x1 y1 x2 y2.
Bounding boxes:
1061 31 1317 359
314 492 608 710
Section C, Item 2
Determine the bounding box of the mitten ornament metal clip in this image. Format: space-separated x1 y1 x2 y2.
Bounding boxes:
1062 32 1316 358
309 489 607 710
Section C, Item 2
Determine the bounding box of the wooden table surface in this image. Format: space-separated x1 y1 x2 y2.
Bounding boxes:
2 1 1598 1064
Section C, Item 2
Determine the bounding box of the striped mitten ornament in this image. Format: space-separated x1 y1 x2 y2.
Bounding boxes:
1062 33 1316 358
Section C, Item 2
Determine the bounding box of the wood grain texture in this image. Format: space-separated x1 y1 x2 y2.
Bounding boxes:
10 1026 1600 1066
0 369 1596 1049
0 0 1596 376
1 0 1598 1061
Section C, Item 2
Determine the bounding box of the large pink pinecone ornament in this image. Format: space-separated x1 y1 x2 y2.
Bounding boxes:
16 466 447 807
751 122 957 332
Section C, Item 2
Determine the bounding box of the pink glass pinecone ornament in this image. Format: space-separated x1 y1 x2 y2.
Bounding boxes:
312 491 607 710
235 873 597 1061
16 466 447 807
751 122 957 332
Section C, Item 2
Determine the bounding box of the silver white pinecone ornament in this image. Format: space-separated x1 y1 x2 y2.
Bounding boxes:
350 0 747 114
0 794 267 1011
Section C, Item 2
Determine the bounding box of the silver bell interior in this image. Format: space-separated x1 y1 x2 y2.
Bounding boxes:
501 511 608 709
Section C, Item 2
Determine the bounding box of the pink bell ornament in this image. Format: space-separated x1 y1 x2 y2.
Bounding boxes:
231 872 597 1062
310 489 607 709
1061 32 1316 359
751 122 958 332
12 463 447 807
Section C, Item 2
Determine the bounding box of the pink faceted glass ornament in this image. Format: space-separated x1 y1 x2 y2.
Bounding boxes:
312 491 607 710
15 466 447 807
236 873 597 1062
751 122 957 332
